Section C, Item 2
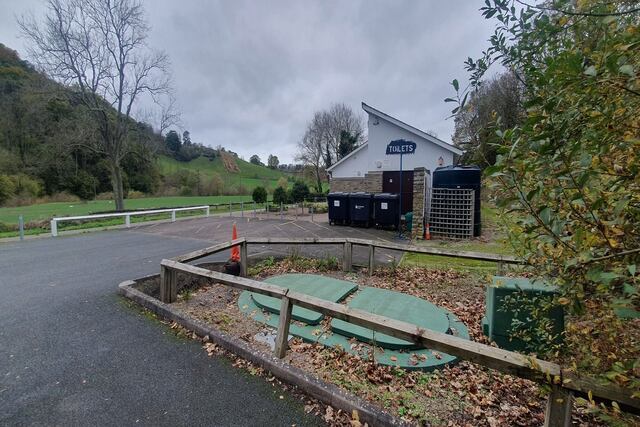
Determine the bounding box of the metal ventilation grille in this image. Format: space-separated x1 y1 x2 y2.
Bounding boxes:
428 188 475 239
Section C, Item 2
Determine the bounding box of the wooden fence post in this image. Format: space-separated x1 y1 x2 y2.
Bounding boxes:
497 259 505 275
274 296 293 358
240 241 248 277
368 244 375 276
343 241 352 272
544 385 572 427
160 265 177 303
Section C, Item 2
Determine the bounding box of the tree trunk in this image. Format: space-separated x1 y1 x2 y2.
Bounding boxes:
315 167 323 193
111 163 125 211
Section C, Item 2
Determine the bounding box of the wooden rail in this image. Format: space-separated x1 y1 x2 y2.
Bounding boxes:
158 257 640 424
157 237 640 424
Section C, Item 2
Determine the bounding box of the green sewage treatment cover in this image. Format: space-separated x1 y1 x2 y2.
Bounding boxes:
251 274 358 324
239 274 470 370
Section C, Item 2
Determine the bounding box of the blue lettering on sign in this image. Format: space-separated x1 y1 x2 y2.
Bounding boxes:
386 139 416 155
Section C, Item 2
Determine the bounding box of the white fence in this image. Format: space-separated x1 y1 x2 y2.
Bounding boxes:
50 205 210 237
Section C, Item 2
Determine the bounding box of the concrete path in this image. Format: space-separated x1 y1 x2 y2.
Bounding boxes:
0 230 322 426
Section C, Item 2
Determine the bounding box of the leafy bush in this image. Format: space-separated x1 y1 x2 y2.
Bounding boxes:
126 190 145 199
11 174 43 197
0 174 16 205
272 186 288 205
276 177 288 189
289 181 310 203
252 186 267 204
68 170 98 200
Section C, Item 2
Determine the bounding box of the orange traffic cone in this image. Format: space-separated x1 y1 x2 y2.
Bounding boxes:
425 222 431 240
230 222 240 261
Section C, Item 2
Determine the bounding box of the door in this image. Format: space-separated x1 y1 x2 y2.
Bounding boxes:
382 171 414 214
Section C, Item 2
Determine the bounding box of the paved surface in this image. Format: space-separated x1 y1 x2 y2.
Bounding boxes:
0 216 400 426
0 230 322 426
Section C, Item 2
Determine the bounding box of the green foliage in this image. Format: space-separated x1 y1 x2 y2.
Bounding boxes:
251 186 267 204
338 130 359 159
0 174 16 204
453 0 640 401
267 154 279 169
164 130 181 152
272 186 288 205
289 180 310 203
249 154 263 166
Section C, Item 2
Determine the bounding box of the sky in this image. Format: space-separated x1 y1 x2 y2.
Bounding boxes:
1 0 498 163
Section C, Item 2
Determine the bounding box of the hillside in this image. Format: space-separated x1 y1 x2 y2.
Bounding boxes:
157 154 290 193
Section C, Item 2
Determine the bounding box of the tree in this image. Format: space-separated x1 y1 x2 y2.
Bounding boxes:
165 130 181 152
452 72 524 168
289 181 309 203
296 103 364 190
272 186 288 205
267 154 279 169
252 186 267 204
338 130 359 159
182 130 191 146
19 0 172 210
450 0 640 394
249 154 263 166
296 123 324 193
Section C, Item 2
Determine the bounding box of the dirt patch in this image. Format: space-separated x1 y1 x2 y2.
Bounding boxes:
220 151 240 173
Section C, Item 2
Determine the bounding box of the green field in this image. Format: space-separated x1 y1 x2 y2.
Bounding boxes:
157 155 289 192
0 195 259 225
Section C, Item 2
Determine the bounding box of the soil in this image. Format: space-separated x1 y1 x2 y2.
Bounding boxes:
139 259 607 426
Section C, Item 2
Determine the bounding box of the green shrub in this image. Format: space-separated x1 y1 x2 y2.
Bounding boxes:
126 190 145 199
252 186 267 203
272 186 288 205
11 174 43 197
0 175 16 205
289 181 310 203
68 170 97 200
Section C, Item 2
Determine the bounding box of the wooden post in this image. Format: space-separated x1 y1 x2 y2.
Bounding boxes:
368 244 375 276
160 265 177 303
497 260 505 275
544 386 572 427
274 296 293 358
343 241 352 272
240 241 248 277
241 202 244 218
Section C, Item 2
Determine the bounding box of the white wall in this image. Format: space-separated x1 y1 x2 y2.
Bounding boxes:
366 115 454 175
330 145 370 178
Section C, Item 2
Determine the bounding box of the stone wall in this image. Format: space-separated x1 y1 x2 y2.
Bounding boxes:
411 167 428 239
329 171 382 193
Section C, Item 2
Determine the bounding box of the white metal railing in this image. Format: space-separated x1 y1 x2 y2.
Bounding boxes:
50 205 210 237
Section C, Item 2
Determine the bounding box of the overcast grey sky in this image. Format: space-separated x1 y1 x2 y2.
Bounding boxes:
1 0 497 163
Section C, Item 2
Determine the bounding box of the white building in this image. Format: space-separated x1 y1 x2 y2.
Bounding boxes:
328 103 462 180
327 103 462 232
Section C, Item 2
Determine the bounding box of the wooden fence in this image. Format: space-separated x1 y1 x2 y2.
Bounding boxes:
158 237 639 426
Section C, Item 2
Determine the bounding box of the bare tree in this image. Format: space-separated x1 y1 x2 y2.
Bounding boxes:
19 0 172 210
296 103 364 189
296 121 325 193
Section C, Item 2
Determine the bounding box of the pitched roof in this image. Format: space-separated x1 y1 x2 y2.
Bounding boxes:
326 142 368 172
361 102 463 156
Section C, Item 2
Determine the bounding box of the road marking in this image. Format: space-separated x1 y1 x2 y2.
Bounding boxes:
290 221 319 238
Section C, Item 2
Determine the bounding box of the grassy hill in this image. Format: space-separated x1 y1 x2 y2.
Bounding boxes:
157 154 290 193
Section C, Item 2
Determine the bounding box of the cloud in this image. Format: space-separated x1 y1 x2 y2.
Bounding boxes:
1 0 496 163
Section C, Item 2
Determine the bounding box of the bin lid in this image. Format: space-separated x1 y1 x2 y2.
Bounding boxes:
328 192 349 197
373 193 399 199
348 192 373 198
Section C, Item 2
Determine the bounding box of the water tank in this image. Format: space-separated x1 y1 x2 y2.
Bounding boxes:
432 165 481 236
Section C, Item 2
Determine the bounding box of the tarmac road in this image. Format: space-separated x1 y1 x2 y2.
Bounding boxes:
0 229 322 426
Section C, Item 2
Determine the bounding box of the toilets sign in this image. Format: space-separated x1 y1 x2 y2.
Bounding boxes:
386 139 416 155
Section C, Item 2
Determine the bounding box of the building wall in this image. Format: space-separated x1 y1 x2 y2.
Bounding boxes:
366 115 455 175
329 171 382 193
329 145 369 178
